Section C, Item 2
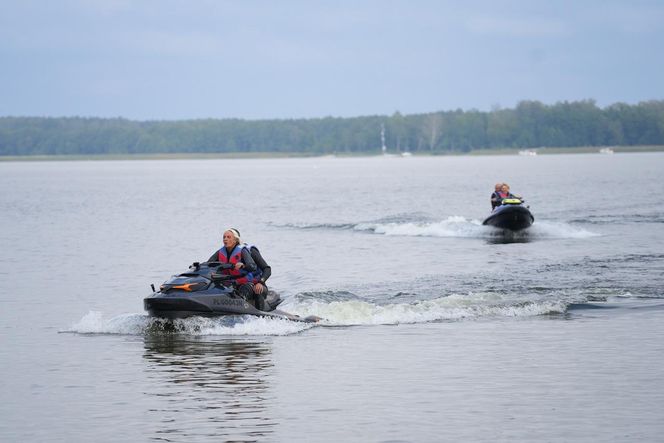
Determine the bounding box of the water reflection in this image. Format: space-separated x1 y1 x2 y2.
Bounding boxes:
143 335 276 442
485 230 533 244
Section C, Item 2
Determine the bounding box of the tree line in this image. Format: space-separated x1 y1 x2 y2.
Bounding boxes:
1 99 663 156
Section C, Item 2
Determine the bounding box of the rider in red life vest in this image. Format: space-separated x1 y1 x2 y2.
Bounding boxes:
495 183 523 208
499 183 513 198
207 228 261 306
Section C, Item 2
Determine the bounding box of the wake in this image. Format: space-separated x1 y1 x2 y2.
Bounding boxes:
63 311 313 336
354 216 599 239
64 291 574 336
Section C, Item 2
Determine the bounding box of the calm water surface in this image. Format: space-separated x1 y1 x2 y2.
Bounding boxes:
1 153 663 442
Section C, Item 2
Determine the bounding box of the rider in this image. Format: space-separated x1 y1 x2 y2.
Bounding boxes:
207 228 261 307
243 242 272 311
490 183 503 209
496 183 523 206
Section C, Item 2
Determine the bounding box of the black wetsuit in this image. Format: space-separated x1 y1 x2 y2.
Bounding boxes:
491 191 502 209
248 246 271 311
249 246 271 286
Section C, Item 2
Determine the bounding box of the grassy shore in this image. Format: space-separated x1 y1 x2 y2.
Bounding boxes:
1 145 663 162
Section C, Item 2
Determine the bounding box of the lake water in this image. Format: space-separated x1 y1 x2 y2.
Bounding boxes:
1 153 663 442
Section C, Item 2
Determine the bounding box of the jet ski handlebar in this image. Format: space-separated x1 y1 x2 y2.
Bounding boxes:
190 261 234 271
187 261 246 284
210 273 240 283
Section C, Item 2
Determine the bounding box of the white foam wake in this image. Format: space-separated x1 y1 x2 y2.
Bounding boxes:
66 292 571 334
286 293 568 326
354 216 599 239
530 221 600 239
355 216 487 238
65 311 313 336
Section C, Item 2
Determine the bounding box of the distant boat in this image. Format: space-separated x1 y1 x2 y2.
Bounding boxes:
599 147 614 154
518 149 538 156
380 124 411 157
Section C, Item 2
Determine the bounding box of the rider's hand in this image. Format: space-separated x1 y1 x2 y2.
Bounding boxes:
253 283 265 294
234 262 244 270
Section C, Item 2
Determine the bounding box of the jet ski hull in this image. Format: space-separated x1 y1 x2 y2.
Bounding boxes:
144 290 282 319
483 204 534 231
144 262 320 323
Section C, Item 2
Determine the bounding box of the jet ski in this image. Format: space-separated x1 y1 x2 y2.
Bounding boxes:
482 198 534 231
144 261 320 323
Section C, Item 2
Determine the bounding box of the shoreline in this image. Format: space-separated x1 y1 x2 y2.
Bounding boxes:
1 145 662 162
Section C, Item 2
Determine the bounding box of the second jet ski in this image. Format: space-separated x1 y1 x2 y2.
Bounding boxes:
482 198 534 231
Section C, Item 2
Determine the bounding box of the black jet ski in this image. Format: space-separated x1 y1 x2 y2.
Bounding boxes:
144 262 320 323
482 198 534 231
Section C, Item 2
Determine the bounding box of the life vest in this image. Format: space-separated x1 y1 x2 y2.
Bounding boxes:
217 244 258 285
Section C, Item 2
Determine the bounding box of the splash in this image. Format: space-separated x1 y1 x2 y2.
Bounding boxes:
353 216 599 239
66 281 639 335
65 292 569 336
64 311 313 336
285 292 569 326
355 216 487 238
530 221 600 239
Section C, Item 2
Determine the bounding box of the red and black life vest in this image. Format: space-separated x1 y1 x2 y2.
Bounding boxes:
217 244 260 285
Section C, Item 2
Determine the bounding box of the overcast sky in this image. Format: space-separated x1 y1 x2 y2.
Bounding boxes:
1 0 662 120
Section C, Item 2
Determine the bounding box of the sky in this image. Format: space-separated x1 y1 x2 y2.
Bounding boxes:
1 0 663 120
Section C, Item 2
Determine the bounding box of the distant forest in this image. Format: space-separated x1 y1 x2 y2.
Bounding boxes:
1 100 663 156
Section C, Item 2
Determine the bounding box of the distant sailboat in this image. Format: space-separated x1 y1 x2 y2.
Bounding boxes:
380 124 395 157
381 124 412 157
